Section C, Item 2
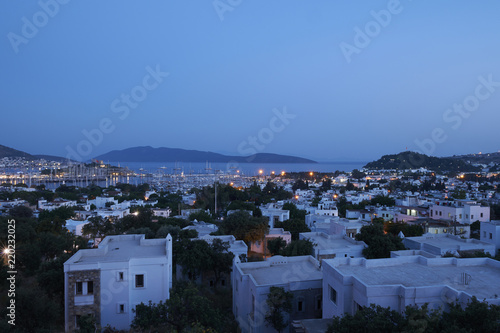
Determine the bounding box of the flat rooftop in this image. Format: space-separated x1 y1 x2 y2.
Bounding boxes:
240 257 322 285
332 258 500 300
67 235 167 265
301 233 361 250
406 235 491 249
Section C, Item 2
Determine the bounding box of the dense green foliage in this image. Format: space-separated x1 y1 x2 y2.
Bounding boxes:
355 224 405 258
364 151 480 172
327 298 500 333
265 287 293 333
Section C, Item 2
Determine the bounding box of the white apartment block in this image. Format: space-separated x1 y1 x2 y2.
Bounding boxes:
480 220 500 254
429 200 490 224
299 232 366 261
38 198 77 211
64 234 172 332
323 256 500 319
233 255 323 333
403 234 495 257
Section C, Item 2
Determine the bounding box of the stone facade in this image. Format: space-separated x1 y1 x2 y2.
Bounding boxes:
67 269 100 332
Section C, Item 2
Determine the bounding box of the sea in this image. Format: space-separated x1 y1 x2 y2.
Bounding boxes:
117 161 368 175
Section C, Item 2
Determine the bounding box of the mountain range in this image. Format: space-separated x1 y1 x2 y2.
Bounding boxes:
93 146 317 163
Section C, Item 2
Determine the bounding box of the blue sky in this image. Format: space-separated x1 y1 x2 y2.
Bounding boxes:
1 0 499 162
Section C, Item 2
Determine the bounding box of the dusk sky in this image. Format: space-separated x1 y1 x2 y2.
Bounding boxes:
1 0 499 162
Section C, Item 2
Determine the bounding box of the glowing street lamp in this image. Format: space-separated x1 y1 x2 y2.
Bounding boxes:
281 171 285 176
259 169 263 175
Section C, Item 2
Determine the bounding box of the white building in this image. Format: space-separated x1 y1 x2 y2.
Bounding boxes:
323 255 500 319
299 232 366 261
233 255 323 333
480 220 500 254
65 219 90 236
39 198 77 211
96 208 130 219
87 196 118 209
329 219 368 238
152 208 172 218
182 220 218 237
261 203 290 228
429 200 490 224
64 234 172 332
403 233 495 257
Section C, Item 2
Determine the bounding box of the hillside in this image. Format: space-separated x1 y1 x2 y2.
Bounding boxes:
0 144 34 159
449 151 500 164
363 151 480 172
94 146 317 163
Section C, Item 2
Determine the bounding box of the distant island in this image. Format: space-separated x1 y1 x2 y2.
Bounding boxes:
363 151 481 172
94 146 317 164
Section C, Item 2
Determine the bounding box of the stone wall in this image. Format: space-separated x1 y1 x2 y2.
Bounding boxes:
67 269 100 332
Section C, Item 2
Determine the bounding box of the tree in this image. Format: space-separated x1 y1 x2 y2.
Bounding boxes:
274 219 310 240
292 179 308 192
177 239 234 286
265 286 293 333
327 304 405 333
8 205 33 218
351 169 366 181
165 282 224 331
470 220 481 239
189 210 213 223
218 210 269 244
327 299 500 333
280 239 314 257
385 223 424 237
282 202 307 221
370 195 395 207
356 224 405 259
267 237 287 255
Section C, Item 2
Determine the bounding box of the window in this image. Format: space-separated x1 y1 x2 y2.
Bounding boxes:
221 279 226 287
329 286 337 305
439 211 442 216
76 282 83 295
297 299 304 312
480 213 484 218
315 295 322 311
75 281 93 295
135 274 144 288
87 281 93 295
118 272 124 281
490 233 493 240
119 304 125 313
459 214 462 219
471 215 474 219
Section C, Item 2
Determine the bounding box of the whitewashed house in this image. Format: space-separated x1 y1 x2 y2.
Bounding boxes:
64 234 172 332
